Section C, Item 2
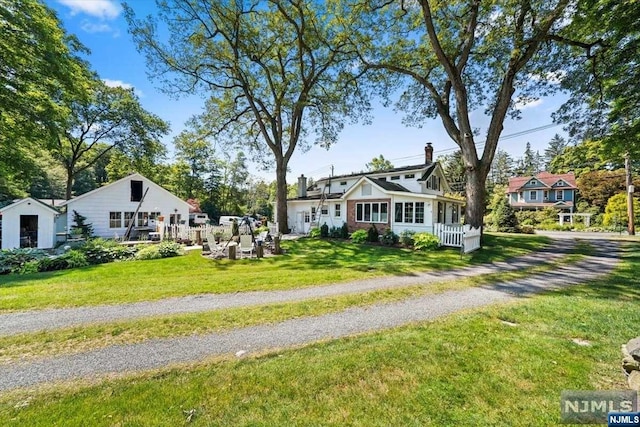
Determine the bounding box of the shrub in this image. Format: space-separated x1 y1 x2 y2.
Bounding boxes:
366 224 379 243
413 233 440 251
37 250 88 272
18 260 40 275
135 245 162 260
518 225 535 234
492 196 518 233
320 223 329 238
309 227 321 238
329 226 342 238
340 223 349 239
380 229 399 246
350 229 368 244
399 230 416 247
158 241 184 258
78 238 137 264
0 248 48 274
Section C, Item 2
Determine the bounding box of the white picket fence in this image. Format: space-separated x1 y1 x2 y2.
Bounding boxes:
433 223 481 253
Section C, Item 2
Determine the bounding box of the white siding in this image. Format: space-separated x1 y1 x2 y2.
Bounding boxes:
65 176 190 239
0 199 58 249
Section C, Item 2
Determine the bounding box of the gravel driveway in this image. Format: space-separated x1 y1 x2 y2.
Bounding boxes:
0 239 621 392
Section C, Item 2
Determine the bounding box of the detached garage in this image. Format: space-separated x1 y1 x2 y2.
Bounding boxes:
0 198 61 250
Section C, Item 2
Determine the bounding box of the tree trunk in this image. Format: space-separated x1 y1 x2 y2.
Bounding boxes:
464 166 488 229
65 168 74 200
275 160 289 234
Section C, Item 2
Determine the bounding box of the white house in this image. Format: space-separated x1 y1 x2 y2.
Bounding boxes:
60 173 191 240
286 143 464 234
0 197 63 250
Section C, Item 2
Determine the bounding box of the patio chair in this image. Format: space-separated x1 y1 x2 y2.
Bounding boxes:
239 234 255 259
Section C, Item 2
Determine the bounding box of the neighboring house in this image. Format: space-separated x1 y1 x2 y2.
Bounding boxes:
507 172 578 212
60 173 191 240
285 143 464 235
0 197 64 250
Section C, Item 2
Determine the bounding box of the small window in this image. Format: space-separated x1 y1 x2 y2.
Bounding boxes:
131 180 143 202
340 181 347 186
321 205 328 215
379 177 387 181
311 207 316 221
530 180 537 185
361 184 372 196
334 203 341 218
109 212 122 228
530 190 537 200
390 176 400 181
405 174 415 179
556 190 563 200
304 212 310 223
124 211 135 228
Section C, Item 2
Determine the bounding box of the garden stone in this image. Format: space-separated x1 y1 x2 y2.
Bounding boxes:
627 337 640 361
629 371 640 391
623 356 640 373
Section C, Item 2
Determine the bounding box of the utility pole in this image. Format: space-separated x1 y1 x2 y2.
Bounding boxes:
625 152 635 236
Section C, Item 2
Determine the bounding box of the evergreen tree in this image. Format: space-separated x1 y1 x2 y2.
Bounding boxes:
544 134 568 171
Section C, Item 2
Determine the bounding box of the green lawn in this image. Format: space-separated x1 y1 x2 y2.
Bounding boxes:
0 243 637 426
0 233 550 311
0 253 585 364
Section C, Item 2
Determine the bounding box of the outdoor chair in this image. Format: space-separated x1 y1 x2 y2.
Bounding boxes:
239 234 255 259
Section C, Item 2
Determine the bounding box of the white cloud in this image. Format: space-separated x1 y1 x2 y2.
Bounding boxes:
57 0 121 19
103 79 144 97
515 98 543 110
80 21 114 33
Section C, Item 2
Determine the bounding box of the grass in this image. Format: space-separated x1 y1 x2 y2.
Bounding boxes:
0 243 636 426
0 233 550 311
0 251 587 365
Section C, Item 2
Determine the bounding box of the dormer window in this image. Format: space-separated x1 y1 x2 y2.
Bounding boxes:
340 181 347 186
405 174 415 179
530 179 537 186
390 176 400 181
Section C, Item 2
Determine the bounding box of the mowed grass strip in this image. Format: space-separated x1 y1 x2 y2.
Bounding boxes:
0 244 636 426
0 233 549 311
0 252 587 366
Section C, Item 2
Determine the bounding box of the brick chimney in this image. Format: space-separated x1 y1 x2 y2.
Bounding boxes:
297 174 307 198
425 143 433 164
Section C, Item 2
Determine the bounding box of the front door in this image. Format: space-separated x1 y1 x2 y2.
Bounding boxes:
20 215 38 248
296 212 304 234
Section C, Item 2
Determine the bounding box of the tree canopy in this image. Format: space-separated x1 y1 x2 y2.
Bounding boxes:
343 0 584 229
125 0 367 233
366 155 394 172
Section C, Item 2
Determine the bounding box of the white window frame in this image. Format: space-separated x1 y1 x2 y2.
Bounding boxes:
321 205 328 215
530 190 537 200
109 212 122 228
394 202 425 224
356 202 388 223
556 190 563 200
334 203 341 218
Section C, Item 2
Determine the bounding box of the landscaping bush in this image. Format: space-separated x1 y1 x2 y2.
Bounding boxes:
413 233 440 251
77 238 137 264
399 230 416 247
135 245 163 260
366 224 379 243
492 196 519 233
158 241 184 258
37 250 88 272
380 228 399 246
350 229 368 244
0 248 48 274
518 225 535 234
309 227 321 238
320 223 329 238
340 223 349 239
329 226 342 238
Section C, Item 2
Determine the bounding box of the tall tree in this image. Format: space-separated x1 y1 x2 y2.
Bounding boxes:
365 155 394 172
346 0 588 229
125 0 367 233
544 134 567 171
173 130 214 200
438 150 466 194
549 139 623 177
52 81 169 199
0 0 93 200
488 149 514 187
554 0 639 159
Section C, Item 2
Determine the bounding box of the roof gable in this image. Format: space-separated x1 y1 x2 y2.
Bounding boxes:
60 173 190 209
508 172 577 192
0 197 60 215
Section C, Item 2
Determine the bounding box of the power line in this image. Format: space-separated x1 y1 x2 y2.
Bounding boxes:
389 123 562 163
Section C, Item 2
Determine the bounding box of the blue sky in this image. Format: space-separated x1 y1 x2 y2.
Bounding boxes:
45 0 569 183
